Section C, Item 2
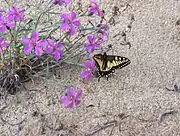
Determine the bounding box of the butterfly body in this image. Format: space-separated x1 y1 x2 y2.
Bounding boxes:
93 52 130 81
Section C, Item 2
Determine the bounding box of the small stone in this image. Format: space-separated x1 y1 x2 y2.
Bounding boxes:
173 77 180 92
176 19 180 26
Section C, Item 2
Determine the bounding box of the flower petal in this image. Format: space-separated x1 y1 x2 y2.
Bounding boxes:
53 50 61 61
68 87 75 97
89 7 98 13
31 32 39 42
61 96 71 105
1 41 8 47
37 40 47 47
94 43 101 49
35 46 43 56
84 59 96 73
55 42 63 48
24 45 33 54
66 102 75 108
84 44 93 53
61 24 70 30
84 59 92 68
60 13 69 21
87 35 95 43
47 39 54 46
76 89 82 99
0 26 6 33
0 37 4 43
71 11 77 20
98 10 103 17
46 46 53 54
23 37 31 45
75 100 81 106
81 69 93 80
73 20 81 27
6 20 15 29
70 26 77 35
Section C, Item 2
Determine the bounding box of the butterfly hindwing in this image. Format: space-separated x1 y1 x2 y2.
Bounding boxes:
93 52 130 80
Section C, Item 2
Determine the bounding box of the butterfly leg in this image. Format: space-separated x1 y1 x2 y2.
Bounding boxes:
98 77 101 82
98 72 102 82
105 75 109 81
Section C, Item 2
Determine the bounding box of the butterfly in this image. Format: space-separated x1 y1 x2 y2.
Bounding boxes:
93 52 131 81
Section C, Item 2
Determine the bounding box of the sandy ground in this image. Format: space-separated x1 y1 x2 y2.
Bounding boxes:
0 0 180 136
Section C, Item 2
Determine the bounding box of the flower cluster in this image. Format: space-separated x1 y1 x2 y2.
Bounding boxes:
0 0 110 109
0 6 25 33
0 6 25 56
23 32 64 61
84 24 109 53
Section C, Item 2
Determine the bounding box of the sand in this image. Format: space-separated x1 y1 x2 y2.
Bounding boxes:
0 0 180 135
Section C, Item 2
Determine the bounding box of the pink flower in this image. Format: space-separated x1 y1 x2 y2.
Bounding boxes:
97 24 109 44
81 69 93 80
0 15 15 33
81 59 97 80
46 39 64 61
23 32 47 56
89 0 103 17
84 35 101 53
8 6 25 22
60 11 81 35
61 87 83 109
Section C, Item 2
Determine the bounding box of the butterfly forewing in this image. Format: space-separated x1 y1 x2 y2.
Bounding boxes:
93 54 104 71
